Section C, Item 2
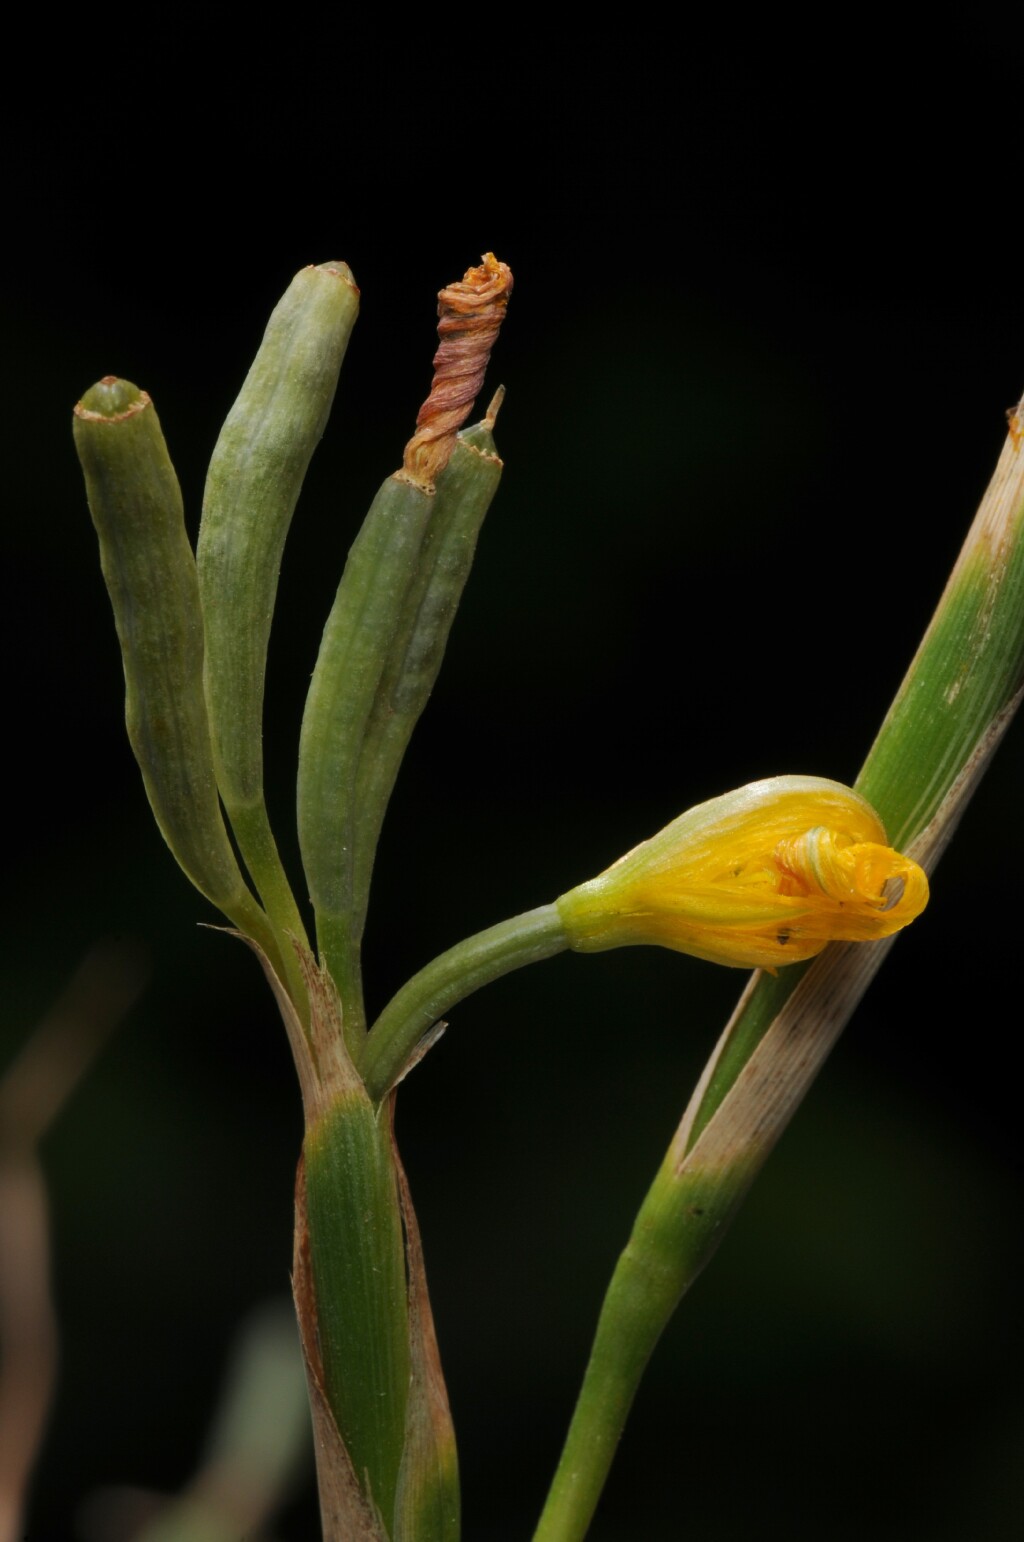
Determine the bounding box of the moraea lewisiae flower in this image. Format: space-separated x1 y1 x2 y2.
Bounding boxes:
556 776 929 971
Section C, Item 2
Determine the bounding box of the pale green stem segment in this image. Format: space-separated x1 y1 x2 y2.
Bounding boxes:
73 379 278 967
534 401 1024 1542
297 473 436 1042
361 904 568 1103
197 261 359 1015
348 424 503 975
304 1089 411 1536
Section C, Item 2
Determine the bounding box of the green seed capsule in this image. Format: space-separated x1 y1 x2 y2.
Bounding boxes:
349 419 503 946
297 471 436 1015
299 259 511 1031
73 379 271 946
197 262 359 940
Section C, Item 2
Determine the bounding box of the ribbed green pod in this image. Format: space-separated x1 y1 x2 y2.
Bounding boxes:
73 378 272 951
197 261 359 945
297 472 436 1025
349 419 503 951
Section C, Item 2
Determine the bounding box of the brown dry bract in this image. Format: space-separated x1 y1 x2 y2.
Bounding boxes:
402 253 513 488
390 1116 459 1530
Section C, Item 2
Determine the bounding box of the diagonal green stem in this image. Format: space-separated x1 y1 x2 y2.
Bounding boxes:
534 395 1024 1542
533 1148 752 1542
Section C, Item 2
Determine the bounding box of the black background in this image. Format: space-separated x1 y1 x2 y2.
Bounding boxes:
5 20 1024 1540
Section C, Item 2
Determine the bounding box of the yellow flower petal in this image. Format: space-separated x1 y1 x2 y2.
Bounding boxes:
555 776 929 970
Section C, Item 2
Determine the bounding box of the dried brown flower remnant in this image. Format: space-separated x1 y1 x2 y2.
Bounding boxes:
402 253 513 488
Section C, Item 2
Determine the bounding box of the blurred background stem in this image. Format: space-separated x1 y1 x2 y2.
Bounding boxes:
0 941 148 1542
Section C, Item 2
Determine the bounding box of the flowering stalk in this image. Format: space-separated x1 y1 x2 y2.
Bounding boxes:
360 777 927 1103
361 905 568 1102
531 391 1024 1542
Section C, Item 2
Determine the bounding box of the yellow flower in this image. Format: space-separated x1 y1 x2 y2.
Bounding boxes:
555 776 929 971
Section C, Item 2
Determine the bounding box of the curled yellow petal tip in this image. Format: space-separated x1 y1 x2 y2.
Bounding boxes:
555 776 929 970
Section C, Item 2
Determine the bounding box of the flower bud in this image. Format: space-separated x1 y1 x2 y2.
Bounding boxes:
556 776 929 970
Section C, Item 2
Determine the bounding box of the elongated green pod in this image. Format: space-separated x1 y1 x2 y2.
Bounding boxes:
197 262 359 942
349 408 504 949
298 471 436 1016
299 257 512 1027
73 378 272 950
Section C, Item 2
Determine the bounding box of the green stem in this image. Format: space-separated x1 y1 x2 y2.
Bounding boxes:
534 1155 746 1542
226 800 311 1020
360 904 568 1102
316 914 366 1041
